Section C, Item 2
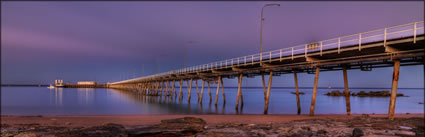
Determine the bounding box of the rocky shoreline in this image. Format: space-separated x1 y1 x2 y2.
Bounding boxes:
290 92 305 95
325 90 407 97
2 115 423 137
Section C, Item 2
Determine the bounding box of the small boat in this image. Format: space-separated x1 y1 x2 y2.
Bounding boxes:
47 85 55 89
328 86 332 89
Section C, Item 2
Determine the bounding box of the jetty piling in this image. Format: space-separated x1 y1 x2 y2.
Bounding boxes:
388 60 400 120
343 66 351 115
293 71 301 115
309 67 320 116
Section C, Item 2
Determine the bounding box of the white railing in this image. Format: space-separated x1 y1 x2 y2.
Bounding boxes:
112 21 424 84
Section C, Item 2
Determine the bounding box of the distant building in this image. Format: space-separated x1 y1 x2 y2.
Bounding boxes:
77 81 97 86
54 80 64 87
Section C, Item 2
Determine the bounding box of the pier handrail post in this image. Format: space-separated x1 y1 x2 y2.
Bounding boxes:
338 37 341 53
269 51 272 63
384 28 387 47
320 41 323 56
291 47 294 60
279 49 282 62
359 33 362 51
414 22 417 43
244 56 247 65
231 59 233 67
252 55 254 65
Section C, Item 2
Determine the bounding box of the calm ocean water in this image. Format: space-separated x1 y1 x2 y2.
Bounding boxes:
1 87 423 115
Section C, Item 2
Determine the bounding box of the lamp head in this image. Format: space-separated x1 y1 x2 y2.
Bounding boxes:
265 4 280 7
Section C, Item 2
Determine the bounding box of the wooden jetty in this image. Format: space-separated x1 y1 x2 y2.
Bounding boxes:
108 21 424 120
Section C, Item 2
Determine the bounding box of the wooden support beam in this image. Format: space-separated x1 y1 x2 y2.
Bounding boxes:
178 80 183 99
215 76 222 105
163 81 166 96
172 80 176 98
306 56 320 62
158 82 161 96
264 71 273 114
146 83 148 95
149 82 156 96
165 81 168 96
146 83 149 95
158 82 162 96
153 82 156 96
149 83 152 96
294 71 301 115
196 80 200 102
199 80 205 104
212 70 234 75
167 80 171 96
385 45 401 53
162 81 168 96
207 81 212 104
235 73 243 109
343 66 351 116
147 83 149 95
262 63 277 68
156 82 158 95
153 82 155 96
388 60 400 120
309 67 321 116
261 73 267 101
154 82 157 96
232 67 249 72
155 82 159 96
221 76 226 104
187 79 193 103
240 80 244 106
152 82 155 96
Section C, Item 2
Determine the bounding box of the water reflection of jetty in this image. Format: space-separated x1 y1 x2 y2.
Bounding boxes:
110 88 228 114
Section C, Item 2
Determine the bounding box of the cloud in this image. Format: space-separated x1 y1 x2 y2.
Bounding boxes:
2 25 134 57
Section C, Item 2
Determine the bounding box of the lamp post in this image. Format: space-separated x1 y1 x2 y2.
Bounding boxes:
184 41 196 70
260 4 280 65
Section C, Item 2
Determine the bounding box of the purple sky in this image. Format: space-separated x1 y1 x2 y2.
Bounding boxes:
1 1 424 88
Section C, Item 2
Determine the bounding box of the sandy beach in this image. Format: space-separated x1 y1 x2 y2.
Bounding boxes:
1 113 423 127
2 114 424 137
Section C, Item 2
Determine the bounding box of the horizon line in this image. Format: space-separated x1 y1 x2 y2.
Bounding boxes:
1 84 423 89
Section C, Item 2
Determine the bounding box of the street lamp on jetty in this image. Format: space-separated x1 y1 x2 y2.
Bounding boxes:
260 3 280 65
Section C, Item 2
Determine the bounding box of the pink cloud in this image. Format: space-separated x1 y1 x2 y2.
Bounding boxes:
2 26 135 57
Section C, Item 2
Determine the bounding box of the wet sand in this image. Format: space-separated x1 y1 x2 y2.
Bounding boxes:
1 113 423 127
